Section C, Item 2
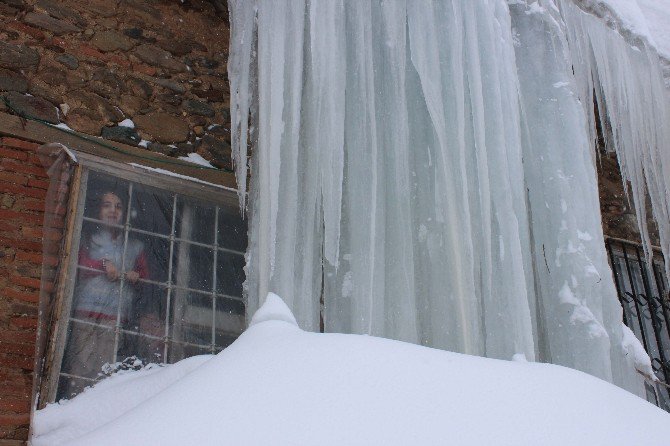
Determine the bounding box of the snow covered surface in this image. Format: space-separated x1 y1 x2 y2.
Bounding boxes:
117 118 135 129
177 152 215 168
31 294 669 446
638 0 670 61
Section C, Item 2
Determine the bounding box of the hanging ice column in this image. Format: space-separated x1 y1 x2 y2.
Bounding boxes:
227 0 668 395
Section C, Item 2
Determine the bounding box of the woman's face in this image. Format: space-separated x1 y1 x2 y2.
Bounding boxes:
98 192 123 225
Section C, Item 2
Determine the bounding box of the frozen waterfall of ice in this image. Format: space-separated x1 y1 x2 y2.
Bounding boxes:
228 0 670 396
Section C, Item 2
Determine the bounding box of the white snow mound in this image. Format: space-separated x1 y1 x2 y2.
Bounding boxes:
32 293 670 446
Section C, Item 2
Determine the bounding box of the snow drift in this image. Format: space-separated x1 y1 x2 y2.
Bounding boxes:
32 294 670 445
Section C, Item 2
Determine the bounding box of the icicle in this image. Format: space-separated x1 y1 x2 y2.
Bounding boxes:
559 0 670 282
227 0 257 212
228 0 667 399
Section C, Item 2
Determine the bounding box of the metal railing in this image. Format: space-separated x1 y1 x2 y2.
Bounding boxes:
605 237 670 411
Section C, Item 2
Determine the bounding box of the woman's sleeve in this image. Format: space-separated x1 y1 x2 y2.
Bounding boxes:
134 251 150 280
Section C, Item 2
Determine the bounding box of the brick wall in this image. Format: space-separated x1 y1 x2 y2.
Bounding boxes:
0 136 52 443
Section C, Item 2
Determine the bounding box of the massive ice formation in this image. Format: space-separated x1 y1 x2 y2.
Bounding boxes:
228 0 670 395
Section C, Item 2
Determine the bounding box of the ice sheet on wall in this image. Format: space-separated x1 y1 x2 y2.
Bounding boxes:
228 0 669 395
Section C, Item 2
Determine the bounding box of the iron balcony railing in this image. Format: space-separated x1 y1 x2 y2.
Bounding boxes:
605 237 670 411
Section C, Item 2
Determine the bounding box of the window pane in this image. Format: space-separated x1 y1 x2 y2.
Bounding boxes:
168 343 212 363
173 243 214 292
130 183 174 235
175 198 215 245
118 332 165 366
216 252 245 296
126 233 169 284
121 283 167 334
214 297 245 347
217 206 247 252
60 320 115 379
56 375 95 401
168 290 214 362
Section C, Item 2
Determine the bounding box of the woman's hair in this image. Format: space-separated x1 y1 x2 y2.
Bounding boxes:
87 187 127 218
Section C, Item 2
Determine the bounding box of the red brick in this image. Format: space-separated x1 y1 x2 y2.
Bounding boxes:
0 172 28 186
19 227 42 240
0 148 28 162
26 178 50 190
0 399 30 413
0 342 34 357
4 289 39 305
14 251 43 265
0 330 37 345
0 210 42 225
8 317 38 330
0 221 19 233
5 21 45 40
0 413 30 426
78 44 106 60
0 183 46 199
8 276 40 290
0 237 42 253
14 197 46 213
0 159 48 179
0 138 40 153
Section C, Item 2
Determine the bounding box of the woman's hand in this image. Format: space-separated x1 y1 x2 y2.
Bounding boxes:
126 270 140 284
103 259 120 281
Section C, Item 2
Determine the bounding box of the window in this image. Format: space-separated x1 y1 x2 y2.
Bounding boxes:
49 157 246 401
606 238 670 411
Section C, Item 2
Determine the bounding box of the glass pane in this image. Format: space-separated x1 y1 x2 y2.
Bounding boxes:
217 206 247 252
175 198 215 245
117 332 165 366
121 283 167 334
57 375 95 401
168 343 212 363
214 297 245 347
60 320 115 379
172 243 214 292
170 291 214 347
126 233 169 284
216 252 245 296
130 183 174 235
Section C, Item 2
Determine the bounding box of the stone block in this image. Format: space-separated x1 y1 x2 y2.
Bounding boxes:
182 99 214 117
101 125 140 146
91 30 135 53
56 53 79 70
0 69 27 93
3 91 59 124
135 112 189 143
38 65 67 86
23 12 80 35
65 109 100 135
34 0 85 26
148 77 185 94
134 44 187 73
0 42 39 69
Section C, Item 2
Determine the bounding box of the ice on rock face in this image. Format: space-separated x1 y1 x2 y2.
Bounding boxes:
229 0 668 397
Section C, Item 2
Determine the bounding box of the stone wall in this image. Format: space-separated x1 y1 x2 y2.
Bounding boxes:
596 150 661 248
0 0 232 170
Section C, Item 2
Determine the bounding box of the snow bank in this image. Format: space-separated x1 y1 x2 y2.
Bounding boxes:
32 294 669 446
31 356 212 446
